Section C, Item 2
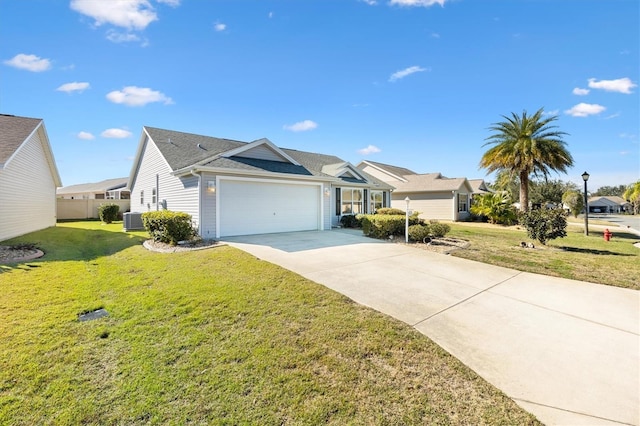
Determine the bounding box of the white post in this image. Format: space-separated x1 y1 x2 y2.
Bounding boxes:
405 196 411 243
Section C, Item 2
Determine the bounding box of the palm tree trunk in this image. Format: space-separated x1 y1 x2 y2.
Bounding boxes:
519 170 529 212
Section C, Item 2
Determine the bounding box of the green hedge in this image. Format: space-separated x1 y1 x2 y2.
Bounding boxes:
359 213 422 239
98 203 120 224
141 211 196 245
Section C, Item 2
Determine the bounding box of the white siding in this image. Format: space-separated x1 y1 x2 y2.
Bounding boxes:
391 192 454 221
235 145 286 162
0 128 57 241
130 137 200 231
200 172 217 239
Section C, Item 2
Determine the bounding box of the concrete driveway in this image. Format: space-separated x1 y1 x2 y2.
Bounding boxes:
223 230 640 426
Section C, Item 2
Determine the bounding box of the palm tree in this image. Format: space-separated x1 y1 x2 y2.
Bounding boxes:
623 181 640 214
480 108 574 212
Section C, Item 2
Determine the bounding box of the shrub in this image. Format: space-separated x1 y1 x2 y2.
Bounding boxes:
340 214 361 228
141 211 196 245
375 207 407 215
428 220 451 238
360 213 422 240
518 208 567 245
98 203 120 224
408 224 431 242
470 192 517 225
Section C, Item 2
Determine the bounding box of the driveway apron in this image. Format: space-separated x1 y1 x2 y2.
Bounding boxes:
223 230 640 426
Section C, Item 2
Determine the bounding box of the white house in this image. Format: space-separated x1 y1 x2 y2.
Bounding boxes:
0 114 62 241
357 160 474 221
128 126 393 238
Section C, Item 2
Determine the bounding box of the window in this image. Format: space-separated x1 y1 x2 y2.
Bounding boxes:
370 191 384 213
341 188 363 215
140 190 144 205
152 188 157 205
458 193 468 212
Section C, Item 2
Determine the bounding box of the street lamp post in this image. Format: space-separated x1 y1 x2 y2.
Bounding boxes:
405 197 411 243
582 171 590 236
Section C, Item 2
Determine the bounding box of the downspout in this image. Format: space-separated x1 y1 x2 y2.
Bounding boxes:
190 168 203 237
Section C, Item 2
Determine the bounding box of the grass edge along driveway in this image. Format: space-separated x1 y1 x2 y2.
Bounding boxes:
0 221 539 425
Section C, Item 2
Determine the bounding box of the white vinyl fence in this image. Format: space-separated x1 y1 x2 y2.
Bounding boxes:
57 199 131 220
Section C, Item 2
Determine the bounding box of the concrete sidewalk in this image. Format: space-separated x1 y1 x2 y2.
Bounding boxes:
223 230 640 426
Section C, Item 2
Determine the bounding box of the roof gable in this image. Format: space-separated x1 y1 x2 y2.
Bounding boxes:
322 162 368 181
221 138 301 165
0 114 62 186
356 160 417 182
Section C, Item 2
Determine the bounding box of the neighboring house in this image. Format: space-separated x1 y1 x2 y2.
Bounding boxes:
357 160 473 221
587 196 631 214
57 177 130 199
468 179 492 199
128 127 393 238
0 114 62 242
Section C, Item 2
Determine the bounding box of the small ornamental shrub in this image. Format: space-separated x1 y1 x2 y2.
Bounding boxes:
518 208 567 245
141 211 196 245
470 192 517 225
340 214 361 228
98 203 120 224
408 224 431 242
360 213 422 240
428 220 451 238
375 207 407 215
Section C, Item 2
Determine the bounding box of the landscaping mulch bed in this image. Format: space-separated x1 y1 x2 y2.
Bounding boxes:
395 236 471 254
143 239 223 253
0 245 44 264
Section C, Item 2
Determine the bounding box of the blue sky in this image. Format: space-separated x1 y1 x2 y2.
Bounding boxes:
1 0 638 190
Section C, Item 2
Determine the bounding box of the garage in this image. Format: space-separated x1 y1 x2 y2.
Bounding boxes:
218 179 321 237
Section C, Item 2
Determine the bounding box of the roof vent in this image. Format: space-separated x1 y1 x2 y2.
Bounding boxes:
197 143 206 150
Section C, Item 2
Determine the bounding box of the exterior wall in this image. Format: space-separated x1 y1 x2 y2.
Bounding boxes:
57 199 131 220
0 128 57 241
332 187 391 227
130 137 200 228
391 191 454 221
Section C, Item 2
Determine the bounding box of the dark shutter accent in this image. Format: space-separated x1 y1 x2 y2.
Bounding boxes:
335 188 341 215
364 189 368 213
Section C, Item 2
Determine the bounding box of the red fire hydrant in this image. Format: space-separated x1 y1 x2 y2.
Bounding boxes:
604 229 612 241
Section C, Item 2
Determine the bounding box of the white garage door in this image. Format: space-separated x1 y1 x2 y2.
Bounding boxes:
219 179 321 237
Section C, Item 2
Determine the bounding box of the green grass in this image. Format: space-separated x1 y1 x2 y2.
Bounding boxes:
1 222 539 425
448 222 640 290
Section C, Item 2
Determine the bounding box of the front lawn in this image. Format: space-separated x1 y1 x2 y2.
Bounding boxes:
448 222 640 290
0 222 539 425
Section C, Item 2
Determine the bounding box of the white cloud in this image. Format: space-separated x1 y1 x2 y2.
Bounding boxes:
358 145 381 155
283 120 318 132
604 112 621 120
543 109 560 116
4 53 51 72
101 128 132 139
588 77 637 94
57 82 90 93
268 11 274 18
431 32 440 38
77 131 95 140
106 86 173 106
572 87 589 96
389 65 428 82
157 0 180 6
360 0 377 4
70 0 158 30
214 22 226 32
564 103 606 117
106 30 142 43
389 0 447 6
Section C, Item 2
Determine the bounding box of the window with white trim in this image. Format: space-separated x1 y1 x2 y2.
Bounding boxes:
458 193 468 212
341 188 363 215
370 190 384 213
152 188 157 205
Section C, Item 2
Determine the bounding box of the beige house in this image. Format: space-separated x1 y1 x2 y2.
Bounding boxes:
0 114 62 241
587 196 631 214
57 177 130 200
357 160 474 221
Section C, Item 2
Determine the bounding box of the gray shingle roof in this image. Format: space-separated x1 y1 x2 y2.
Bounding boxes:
391 173 468 193
144 126 392 188
0 114 42 165
359 160 417 178
57 177 129 194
